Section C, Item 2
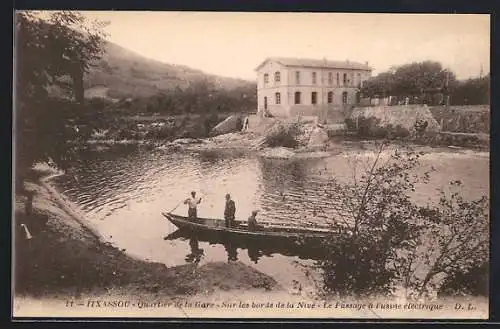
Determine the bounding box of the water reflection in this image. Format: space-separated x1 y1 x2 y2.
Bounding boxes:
52 146 489 291
165 229 329 265
185 236 204 264
257 157 339 225
224 242 238 262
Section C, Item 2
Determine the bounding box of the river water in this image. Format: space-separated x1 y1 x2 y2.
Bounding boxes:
52 144 489 292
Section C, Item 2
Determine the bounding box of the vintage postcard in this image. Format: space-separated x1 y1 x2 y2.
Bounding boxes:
12 11 490 319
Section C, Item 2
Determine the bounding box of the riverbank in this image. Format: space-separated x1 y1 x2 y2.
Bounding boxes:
81 119 489 160
13 169 280 304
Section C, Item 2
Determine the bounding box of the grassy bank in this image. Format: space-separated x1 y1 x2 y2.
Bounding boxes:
13 169 280 300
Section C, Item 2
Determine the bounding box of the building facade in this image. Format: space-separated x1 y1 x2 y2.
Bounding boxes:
255 57 372 120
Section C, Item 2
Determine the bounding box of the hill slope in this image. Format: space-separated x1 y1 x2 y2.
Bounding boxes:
82 41 255 100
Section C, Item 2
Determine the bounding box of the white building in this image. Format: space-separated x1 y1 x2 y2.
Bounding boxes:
255 57 372 121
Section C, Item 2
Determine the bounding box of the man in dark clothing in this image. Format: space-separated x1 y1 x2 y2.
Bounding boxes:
224 194 236 228
247 210 259 231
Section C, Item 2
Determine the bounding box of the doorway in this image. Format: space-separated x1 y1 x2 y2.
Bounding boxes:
342 91 348 105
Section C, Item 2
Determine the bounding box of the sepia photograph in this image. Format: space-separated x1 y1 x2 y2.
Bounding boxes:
12 11 490 319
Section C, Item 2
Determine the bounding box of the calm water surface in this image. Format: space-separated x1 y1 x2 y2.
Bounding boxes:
53 145 489 290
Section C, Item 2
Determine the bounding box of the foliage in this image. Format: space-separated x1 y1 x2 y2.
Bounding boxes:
398 180 489 298
345 116 410 139
318 142 430 296
438 260 489 297
360 61 489 106
116 80 257 115
15 11 108 187
360 71 397 98
450 74 490 106
264 122 302 148
316 142 489 298
361 61 457 99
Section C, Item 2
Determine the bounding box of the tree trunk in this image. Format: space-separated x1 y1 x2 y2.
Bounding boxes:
71 63 84 105
24 193 33 216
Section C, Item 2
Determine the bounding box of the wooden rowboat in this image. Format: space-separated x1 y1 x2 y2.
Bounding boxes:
162 212 339 244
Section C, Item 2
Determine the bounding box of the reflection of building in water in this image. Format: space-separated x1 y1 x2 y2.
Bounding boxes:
259 158 308 192
257 159 311 223
257 157 340 225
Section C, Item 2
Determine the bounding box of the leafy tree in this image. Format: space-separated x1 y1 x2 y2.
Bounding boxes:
317 142 430 296
361 61 458 104
450 74 490 105
314 142 489 299
398 180 489 298
15 11 108 189
360 72 395 98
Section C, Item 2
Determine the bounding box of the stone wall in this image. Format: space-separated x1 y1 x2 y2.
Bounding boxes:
429 105 490 134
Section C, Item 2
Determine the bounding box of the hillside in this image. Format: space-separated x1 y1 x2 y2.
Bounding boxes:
81 41 255 100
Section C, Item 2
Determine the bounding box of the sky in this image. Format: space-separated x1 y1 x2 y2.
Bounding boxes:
81 12 490 81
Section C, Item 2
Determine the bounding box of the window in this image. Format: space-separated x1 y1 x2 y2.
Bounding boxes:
336 72 340 86
264 73 269 84
327 91 333 104
311 92 317 104
295 71 300 84
328 72 333 85
351 73 355 86
342 91 348 104
343 73 347 86
357 73 361 87
274 71 281 83
294 91 301 104
275 92 281 105
312 72 317 84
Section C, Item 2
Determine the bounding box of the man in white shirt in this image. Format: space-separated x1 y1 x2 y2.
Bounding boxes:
184 191 202 221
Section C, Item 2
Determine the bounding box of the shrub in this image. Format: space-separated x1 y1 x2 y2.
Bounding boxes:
438 261 489 297
357 116 381 137
393 124 411 138
312 142 489 299
264 122 302 148
344 118 357 131
345 116 412 140
145 126 176 140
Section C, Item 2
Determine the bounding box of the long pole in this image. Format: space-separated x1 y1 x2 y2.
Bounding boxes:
322 57 326 122
167 200 184 214
445 68 450 107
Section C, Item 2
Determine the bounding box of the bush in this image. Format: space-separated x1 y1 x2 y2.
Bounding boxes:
357 116 381 137
344 118 357 131
312 142 489 298
264 122 302 148
346 116 411 140
394 124 411 138
438 261 489 297
145 126 176 140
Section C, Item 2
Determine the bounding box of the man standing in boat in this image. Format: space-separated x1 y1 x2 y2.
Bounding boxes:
184 191 202 221
224 194 236 228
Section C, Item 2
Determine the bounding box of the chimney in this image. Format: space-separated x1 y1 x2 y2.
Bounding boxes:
365 61 369 66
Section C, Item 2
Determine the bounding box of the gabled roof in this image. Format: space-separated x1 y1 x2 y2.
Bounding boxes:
255 57 372 71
